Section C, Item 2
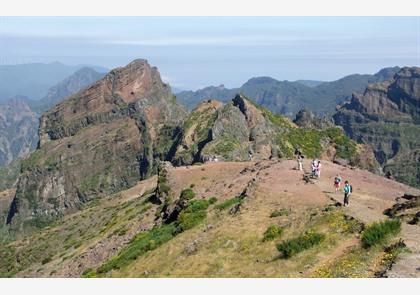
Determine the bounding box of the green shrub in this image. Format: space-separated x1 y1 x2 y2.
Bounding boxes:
209 197 217 204
215 197 241 210
361 219 401 248
270 208 290 217
82 268 96 278
184 199 211 213
159 183 171 194
277 231 325 258
285 128 323 158
180 188 196 201
174 198 211 233
175 210 207 233
97 223 177 273
158 176 167 184
95 190 213 275
262 225 284 242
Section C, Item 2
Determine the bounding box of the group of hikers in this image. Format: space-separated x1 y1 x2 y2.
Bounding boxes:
295 147 353 206
310 159 322 178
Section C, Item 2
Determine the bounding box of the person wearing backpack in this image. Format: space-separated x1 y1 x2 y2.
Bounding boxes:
334 174 342 192
343 180 351 206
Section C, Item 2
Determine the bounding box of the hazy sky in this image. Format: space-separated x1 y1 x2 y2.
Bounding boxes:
0 17 419 90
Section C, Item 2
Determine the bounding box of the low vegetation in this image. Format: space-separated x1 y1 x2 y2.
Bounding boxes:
262 224 284 242
214 197 242 211
270 208 290 217
91 188 216 276
276 231 325 258
96 223 177 274
179 188 196 201
361 219 401 248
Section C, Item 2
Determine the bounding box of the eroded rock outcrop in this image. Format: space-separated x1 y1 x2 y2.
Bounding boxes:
333 67 420 187
172 94 289 164
172 94 371 169
7 59 187 228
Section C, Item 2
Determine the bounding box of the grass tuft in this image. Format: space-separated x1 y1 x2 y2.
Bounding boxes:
276 231 325 258
262 225 284 242
361 219 401 248
214 197 241 211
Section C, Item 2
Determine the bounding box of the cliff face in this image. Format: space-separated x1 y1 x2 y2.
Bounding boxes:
7 60 187 227
333 67 420 188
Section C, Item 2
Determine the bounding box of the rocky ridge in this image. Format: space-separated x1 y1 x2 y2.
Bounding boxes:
333 67 420 188
6 59 187 229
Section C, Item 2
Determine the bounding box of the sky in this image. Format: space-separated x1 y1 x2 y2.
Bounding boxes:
0 17 419 90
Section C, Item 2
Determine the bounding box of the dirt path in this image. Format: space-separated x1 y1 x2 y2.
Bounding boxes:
305 159 420 277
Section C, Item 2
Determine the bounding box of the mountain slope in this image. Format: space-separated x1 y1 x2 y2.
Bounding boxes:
176 67 400 116
1 159 418 278
0 68 105 168
333 67 420 188
6 59 187 230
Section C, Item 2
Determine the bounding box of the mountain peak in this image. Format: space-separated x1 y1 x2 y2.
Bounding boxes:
104 59 163 104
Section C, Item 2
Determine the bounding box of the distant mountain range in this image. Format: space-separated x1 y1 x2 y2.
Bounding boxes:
176 67 401 117
0 67 105 167
1 59 419 279
0 62 108 102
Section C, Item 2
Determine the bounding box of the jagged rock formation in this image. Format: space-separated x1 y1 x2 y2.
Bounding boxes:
172 94 375 171
333 67 420 188
6 59 187 228
176 67 400 116
293 108 333 130
172 94 290 164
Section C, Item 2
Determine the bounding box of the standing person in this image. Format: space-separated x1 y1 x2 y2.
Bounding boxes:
343 180 351 206
334 174 342 192
311 159 316 178
297 154 303 171
316 161 322 178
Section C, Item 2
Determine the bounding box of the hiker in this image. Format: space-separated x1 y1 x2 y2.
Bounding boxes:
311 159 317 178
248 150 253 161
316 161 322 178
297 154 303 171
343 180 352 206
334 174 342 192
